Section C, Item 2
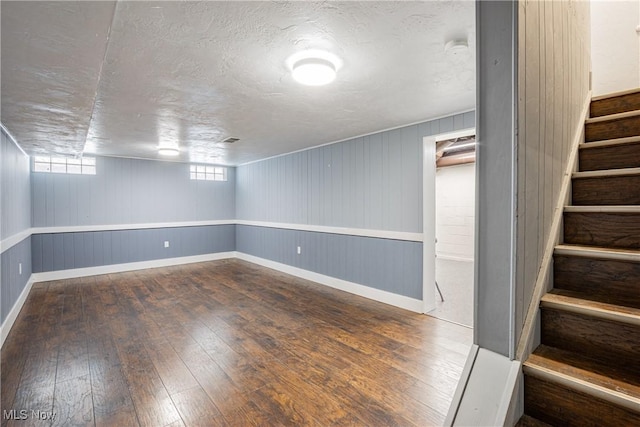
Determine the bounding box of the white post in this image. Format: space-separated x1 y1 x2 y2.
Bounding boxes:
422 136 436 313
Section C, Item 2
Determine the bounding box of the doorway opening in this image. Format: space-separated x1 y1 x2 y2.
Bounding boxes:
423 129 476 328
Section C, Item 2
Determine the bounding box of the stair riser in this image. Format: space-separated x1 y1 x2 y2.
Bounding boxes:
585 114 640 142
591 91 640 118
564 212 640 249
516 415 552 427
554 255 640 308
524 375 640 426
579 142 640 171
541 308 640 372
572 175 640 205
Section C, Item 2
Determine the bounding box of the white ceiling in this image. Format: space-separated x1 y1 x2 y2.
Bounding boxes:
1 1 475 166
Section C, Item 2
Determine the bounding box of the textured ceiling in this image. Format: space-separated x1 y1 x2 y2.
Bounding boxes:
1 1 475 165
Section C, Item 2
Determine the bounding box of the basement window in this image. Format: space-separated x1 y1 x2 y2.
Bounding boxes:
33 156 96 175
189 165 227 181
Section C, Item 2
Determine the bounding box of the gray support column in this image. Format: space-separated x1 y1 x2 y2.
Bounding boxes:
475 0 518 358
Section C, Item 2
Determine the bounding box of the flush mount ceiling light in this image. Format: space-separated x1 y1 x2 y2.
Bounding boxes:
287 50 342 87
158 146 180 156
292 58 336 86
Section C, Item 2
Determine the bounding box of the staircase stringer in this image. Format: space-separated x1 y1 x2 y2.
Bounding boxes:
515 91 592 361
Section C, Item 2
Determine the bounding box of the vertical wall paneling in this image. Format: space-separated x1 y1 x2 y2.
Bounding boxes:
236 225 423 300
30 225 235 273
1 130 31 238
1 237 31 324
235 114 474 308
521 0 542 357
516 0 591 346
236 114 473 232
31 156 236 227
1 129 32 326
24 114 475 316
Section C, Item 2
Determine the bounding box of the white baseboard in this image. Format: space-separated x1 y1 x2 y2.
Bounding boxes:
445 344 479 426
236 252 424 313
0 276 35 348
451 348 522 426
30 252 236 283
2 250 425 350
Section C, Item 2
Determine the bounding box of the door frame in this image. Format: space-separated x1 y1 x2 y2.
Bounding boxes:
422 127 476 314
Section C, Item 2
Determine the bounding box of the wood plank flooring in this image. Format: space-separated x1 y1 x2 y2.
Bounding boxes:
1 259 472 427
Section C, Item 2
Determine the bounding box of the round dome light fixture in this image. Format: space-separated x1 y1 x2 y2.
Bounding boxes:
158 147 180 156
292 57 336 86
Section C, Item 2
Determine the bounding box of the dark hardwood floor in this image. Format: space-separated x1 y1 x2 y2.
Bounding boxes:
1 259 472 426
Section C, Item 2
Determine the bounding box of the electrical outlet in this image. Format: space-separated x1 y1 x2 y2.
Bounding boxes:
297 246 301 255
164 241 170 248
19 263 22 275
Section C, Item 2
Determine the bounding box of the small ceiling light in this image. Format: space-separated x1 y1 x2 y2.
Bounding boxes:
158 147 180 156
292 57 336 86
287 50 342 86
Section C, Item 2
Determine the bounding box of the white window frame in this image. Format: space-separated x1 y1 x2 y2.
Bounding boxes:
189 164 227 181
32 156 96 175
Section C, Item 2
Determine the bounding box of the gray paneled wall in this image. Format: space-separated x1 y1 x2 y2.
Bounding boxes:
236 112 475 233
31 156 235 227
237 225 422 299
1 128 32 325
19 113 475 319
1 236 31 324
31 225 235 273
515 0 591 346
1 129 31 239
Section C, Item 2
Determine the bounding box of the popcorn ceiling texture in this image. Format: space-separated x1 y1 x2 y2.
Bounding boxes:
1 1 475 165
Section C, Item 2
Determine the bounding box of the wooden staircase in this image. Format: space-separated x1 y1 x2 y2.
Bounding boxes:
519 89 640 426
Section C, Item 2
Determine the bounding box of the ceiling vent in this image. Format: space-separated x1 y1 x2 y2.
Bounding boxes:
221 137 239 144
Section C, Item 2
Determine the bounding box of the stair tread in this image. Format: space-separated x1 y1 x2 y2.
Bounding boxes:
585 109 640 124
565 205 640 213
516 414 553 427
573 166 640 179
525 345 640 407
580 135 640 148
541 291 640 325
555 243 640 260
555 244 640 261
592 87 640 102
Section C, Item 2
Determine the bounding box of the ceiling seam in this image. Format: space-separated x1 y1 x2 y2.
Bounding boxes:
0 122 29 157
79 0 119 158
